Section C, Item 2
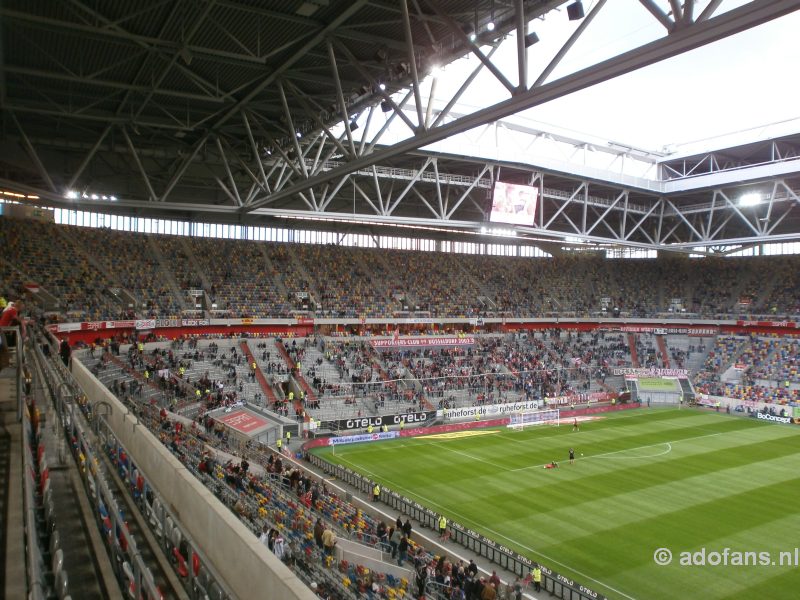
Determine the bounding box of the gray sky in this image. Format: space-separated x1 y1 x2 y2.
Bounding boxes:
426 0 800 154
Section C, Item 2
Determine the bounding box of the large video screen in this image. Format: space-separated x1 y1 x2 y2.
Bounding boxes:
489 182 538 225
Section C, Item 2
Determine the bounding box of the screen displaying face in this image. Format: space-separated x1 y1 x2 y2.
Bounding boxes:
490 182 538 225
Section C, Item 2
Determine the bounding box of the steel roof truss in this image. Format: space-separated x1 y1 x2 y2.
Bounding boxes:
446 164 492 220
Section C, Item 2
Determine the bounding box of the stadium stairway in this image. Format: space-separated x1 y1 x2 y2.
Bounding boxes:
145 235 188 313
628 333 639 367
258 244 290 299
177 235 215 292
239 341 279 404
1 350 25 599
275 339 317 414
656 335 670 368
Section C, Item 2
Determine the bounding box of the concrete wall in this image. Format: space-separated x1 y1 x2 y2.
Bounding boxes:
71 360 317 600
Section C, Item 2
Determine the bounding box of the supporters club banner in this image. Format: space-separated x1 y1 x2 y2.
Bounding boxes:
370 336 475 349
135 319 156 330
612 367 689 378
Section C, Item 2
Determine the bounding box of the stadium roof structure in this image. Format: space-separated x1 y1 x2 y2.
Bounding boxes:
2 0 800 254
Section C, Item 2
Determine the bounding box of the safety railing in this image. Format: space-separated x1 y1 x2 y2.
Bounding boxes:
307 451 609 600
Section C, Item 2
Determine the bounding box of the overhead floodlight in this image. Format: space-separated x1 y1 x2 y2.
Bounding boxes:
102 195 108 200
469 32 477 42
65 190 78 199
524 32 540 47
91 194 98 200
378 83 386 91
567 1 585 20
110 196 117 201
739 193 762 206
381 100 392 112
486 21 495 31
296 131 302 138
349 119 359 131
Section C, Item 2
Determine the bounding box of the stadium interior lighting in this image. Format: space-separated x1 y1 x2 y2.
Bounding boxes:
381 100 392 112
486 21 495 31
91 194 98 200
469 31 477 42
567 1 585 20
739 193 762 206
481 226 517 237
524 32 540 47
349 119 359 131
378 83 386 91
296 131 302 138
65 190 78 199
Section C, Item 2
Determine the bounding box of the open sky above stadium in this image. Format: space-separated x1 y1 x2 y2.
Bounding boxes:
386 0 800 155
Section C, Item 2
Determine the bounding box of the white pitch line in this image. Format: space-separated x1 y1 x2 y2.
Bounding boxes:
429 440 508 471
509 429 727 472
593 442 672 460
333 455 639 600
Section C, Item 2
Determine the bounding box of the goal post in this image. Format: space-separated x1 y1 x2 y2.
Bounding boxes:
507 408 560 430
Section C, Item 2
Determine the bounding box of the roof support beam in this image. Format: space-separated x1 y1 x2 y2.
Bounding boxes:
326 41 357 157
400 0 425 131
246 0 800 212
160 135 208 202
209 0 370 133
122 127 158 202
67 124 112 190
215 136 241 206
638 0 674 31
533 0 607 88
11 112 57 193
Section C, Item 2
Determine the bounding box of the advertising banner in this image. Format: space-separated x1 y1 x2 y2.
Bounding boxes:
328 431 399 445
181 318 210 326
327 411 436 431
736 320 798 328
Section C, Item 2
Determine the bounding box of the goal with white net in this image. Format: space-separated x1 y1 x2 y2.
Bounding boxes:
507 408 560 430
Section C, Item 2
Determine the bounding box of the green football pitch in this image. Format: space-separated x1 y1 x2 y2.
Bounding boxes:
637 377 680 392
311 409 800 600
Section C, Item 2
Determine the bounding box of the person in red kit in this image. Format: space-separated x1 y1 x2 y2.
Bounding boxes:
0 299 25 371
